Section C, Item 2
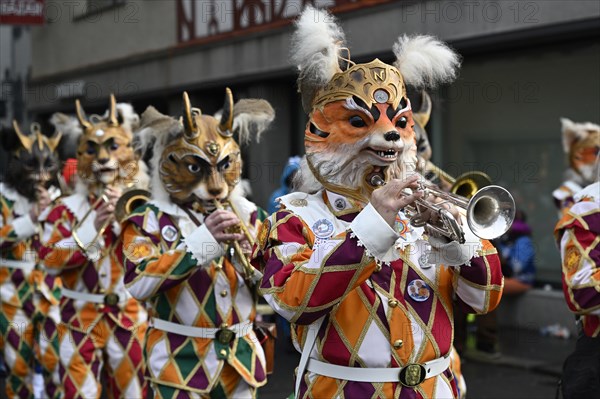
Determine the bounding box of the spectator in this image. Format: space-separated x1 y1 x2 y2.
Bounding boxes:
267 156 301 214
497 210 536 295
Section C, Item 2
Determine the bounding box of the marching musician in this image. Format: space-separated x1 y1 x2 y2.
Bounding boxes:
1 121 63 399
38 96 149 398
120 90 274 398
251 7 505 399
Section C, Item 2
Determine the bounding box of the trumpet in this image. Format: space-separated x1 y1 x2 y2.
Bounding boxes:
422 160 492 199
212 199 257 282
370 175 515 244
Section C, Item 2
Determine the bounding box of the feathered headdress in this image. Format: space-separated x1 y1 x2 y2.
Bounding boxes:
293 6 461 112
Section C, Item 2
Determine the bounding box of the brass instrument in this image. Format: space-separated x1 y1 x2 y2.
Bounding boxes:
72 189 112 251
423 160 492 199
72 187 150 251
212 199 257 281
370 175 515 244
115 189 151 222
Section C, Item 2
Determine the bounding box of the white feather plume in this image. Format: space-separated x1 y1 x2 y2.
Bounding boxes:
291 5 346 111
231 99 275 145
393 35 461 88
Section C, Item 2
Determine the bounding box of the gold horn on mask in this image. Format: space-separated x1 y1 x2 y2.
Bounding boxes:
12 120 34 153
75 99 93 130
182 91 199 140
108 94 118 127
218 87 234 136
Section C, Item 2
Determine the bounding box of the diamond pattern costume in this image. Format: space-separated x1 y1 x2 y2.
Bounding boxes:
39 95 148 399
253 191 503 398
121 198 268 396
1 184 62 399
555 182 600 338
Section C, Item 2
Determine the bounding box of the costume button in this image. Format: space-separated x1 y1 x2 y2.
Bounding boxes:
374 263 382 272
100 273 107 278
220 290 228 297
393 339 403 349
219 349 227 356
388 299 399 308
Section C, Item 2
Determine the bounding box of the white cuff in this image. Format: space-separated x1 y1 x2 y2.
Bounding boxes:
184 224 226 266
12 214 38 239
74 222 104 250
350 203 400 262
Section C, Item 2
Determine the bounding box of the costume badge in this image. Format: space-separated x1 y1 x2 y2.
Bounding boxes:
407 279 430 302
161 225 178 242
334 198 346 210
290 199 308 207
313 219 334 239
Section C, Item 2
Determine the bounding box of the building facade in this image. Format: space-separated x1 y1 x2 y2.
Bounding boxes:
26 0 600 283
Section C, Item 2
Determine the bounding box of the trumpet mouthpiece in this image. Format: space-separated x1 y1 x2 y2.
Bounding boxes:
369 174 386 187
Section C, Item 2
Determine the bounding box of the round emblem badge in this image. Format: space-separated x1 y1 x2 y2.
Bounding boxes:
312 219 335 239
374 89 389 104
334 198 346 210
394 215 409 236
161 225 178 242
289 198 308 207
407 279 431 302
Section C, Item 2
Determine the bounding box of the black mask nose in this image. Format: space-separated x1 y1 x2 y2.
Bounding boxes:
384 131 400 142
97 158 109 165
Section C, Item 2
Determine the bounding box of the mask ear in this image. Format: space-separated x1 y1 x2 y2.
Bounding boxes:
413 91 432 128
561 118 585 154
75 99 93 130
12 120 34 153
218 87 234 136
1 124 20 152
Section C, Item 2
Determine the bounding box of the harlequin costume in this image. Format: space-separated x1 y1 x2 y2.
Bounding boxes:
120 90 274 398
251 7 503 399
552 118 599 213
39 96 149 399
1 121 63 399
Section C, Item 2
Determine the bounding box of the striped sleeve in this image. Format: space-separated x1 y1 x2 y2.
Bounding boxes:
121 207 223 301
452 240 504 314
555 200 600 316
38 204 90 275
1 196 37 251
252 207 388 325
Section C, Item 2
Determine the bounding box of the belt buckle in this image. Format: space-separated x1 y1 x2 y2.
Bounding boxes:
215 324 235 345
399 363 426 387
104 293 120 306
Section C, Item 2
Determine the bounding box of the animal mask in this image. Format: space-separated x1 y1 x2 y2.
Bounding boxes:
2 121 62 200
561 118 600 185
70 94 139 192
138 89 274 208
292 6 460 203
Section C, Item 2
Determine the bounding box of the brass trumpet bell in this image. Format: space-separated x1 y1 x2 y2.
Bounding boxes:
451 171 492 199
115 189 151 222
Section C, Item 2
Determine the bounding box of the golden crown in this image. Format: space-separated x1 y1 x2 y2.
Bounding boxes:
311 59 407 110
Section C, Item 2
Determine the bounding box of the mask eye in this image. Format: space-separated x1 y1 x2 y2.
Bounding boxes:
188 164 200 173
349 116 366 128
396 116 408 129
86 146 96 155
110 142 119 151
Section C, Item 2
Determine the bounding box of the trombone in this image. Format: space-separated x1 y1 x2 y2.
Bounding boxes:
370 174 515 244
212 199 257 282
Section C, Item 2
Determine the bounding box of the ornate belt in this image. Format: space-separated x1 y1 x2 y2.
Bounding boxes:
151 318 253 344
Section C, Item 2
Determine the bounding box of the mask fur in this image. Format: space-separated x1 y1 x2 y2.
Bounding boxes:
560 118 600 185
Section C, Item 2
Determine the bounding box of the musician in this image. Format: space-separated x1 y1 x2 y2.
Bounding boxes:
39 96 149 398
1 121 62 398
120 90 274 398
251 7 504 398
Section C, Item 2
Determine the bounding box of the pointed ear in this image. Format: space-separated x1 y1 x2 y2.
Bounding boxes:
560 117 584 153
108 94 118 126
182 91 199 140
47 130 63 153
218 87 234 136
75 99 92 130
413 91 432 127
12 120 34 152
